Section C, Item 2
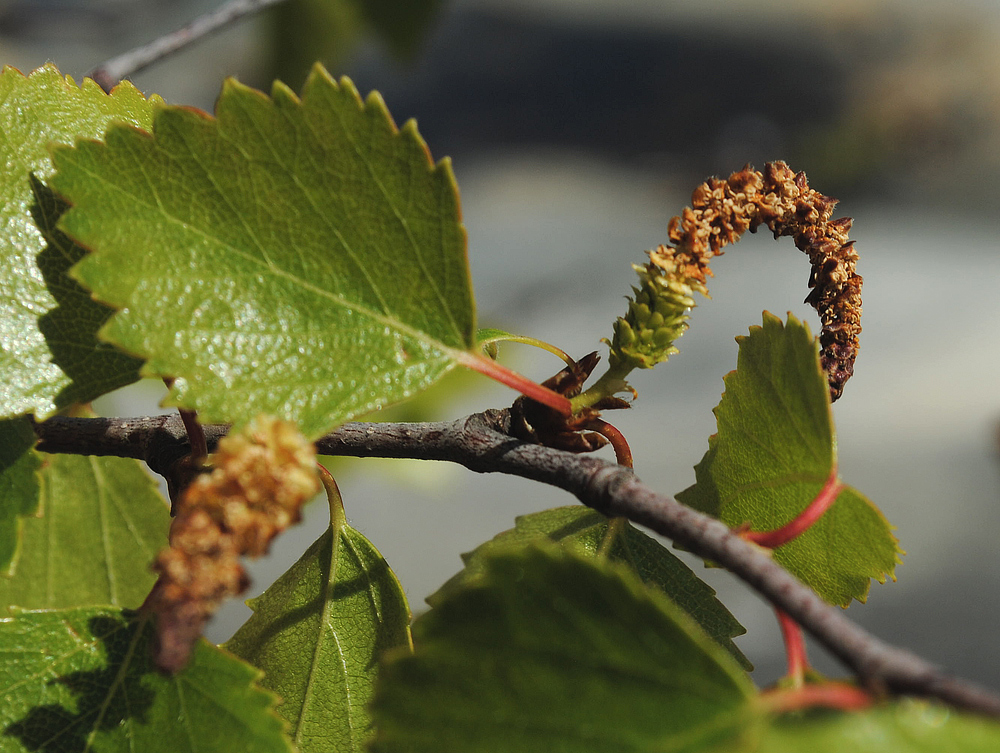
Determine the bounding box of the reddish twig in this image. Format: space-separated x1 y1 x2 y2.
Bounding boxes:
745 468 842 690
585 418 633 468
776 609 809 688
456 351 573 416
743 468 844 548
176 408 207 462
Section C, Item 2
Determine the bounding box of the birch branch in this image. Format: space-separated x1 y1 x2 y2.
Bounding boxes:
29 411 1000 717
89 0 290 91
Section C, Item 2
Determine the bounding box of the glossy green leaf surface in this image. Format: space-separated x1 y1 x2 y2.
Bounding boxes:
52 65 476 438
429 505 749 668
372 545 758 753
0 608 292 753
677 313 901 606
227 502 411 753
754 701 1000 752
0 418 42 575
0 64 150 419
0 453 170 611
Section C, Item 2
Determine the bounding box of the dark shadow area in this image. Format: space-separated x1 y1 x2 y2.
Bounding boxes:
29 175 143 408
230 528 409 675
4 613 157 753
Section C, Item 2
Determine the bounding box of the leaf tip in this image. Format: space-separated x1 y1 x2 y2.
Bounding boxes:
761 309 782 327
334 72 364 104
269 78 300 106
302 60 337 90
1 62 25 80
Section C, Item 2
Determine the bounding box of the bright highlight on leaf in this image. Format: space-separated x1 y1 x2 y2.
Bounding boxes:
678 313 902 606
0 453 169 611
51 65 477 438
372 545 757 753
0 608 292 753
227 470 410 753
429 505 749 668
0 64 151 419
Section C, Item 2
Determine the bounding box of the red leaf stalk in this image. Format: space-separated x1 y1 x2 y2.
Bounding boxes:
744 467 844 548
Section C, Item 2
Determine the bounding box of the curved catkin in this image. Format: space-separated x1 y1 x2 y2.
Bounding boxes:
660 161 862 401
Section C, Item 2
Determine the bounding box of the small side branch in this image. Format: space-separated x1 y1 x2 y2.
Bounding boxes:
29 412 1000 717
89 0 292 91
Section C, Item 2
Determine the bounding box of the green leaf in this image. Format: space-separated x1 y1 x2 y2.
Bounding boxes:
677 313 901 606
226 498 411 753
52 65 476 439
474 327 533 360
351 0 444 59
0 64 152 419
0 607 292 753
0 418 42 575
269 0 367 89
474 327 518 342
270 0 443 89
474 327 514 358
428 505 750 669
0 453 170 611
372 545 759 753
755 701 1000 752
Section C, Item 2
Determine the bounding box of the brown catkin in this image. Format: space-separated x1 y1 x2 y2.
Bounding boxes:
146 416 320 672
656 161 861 401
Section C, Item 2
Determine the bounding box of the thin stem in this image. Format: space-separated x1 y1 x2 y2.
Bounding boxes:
586 418 633 468
163 378 207 462
570 363 634 413
590 418 630 559
317 463 346 530
479 334 575 367
88 0 293 91
455 351 572 416
758 682 873 714
177 409 207 462
596 517 627 558
776 609 809 688
743 468 844 548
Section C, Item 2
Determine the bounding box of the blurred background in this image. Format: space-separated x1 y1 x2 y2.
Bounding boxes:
4 0 1000 688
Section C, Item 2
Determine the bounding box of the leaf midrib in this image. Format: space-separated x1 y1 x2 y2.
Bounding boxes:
84 615 144 749
293 524 353 748
168 84 466 346
64 151 471 360
323 99 464 345
225 100 395 324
